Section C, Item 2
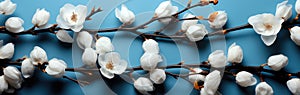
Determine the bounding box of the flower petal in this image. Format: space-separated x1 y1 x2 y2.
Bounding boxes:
56 30 74 43
0 43 14 59
100 68 114 79
21 58 35 78
261 35 277 46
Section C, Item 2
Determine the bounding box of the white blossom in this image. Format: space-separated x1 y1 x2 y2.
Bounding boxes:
140 53 162 71
296 0 300 14
115 4 135 25
208 50 227 68
287 78 300 95
56 30 73 43
30 46 48 65
289 26 300 46
181 13 198 31
5 17 24 33
76 31 92 49
142 39 159 53
0 76 8 94
227 43 243 63
56 3 87 32
188 68 205 83
95 37 114 54
0 43 14 59
82 48 97 68
275 1 292 21
255 82 273 95
45 58 67 78
186 24 208 42
3 66 22 89
32 8 50 27
248 13 284 46
154 1 178 24
267 54 288 71
99 52 128 79
150 69 166 84
235 71 257 87
201 70 221 95
134 77 154 94
208 11 227 29
0 0 16 15
21 58 35 78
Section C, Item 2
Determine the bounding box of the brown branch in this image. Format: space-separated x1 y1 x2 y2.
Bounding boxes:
85 7 102 20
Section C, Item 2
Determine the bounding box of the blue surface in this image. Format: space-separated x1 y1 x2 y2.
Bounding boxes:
0 0 299 95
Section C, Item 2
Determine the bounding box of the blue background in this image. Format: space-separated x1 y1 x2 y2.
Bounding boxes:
0 0 299 95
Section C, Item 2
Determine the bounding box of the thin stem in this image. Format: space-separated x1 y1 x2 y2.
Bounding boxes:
85 7 102 20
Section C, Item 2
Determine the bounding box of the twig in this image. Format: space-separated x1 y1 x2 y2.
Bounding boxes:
85 7 102 20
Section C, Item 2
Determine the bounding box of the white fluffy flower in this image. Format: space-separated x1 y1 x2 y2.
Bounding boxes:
188 68 205 83
0 0 16 15
30 46 48 65
208 50 227 68
0 43 14 59
115 4 135 25
255 82 273 95
21 58 35 78
5 17 24 33
155 1 178 24
3 66 22 89
56 3 87 32
235 71 257 87
82 48 97 68
267 54 288 71
275 1 292 21
296 0 300 14
0 76 8 94
142 39 159 53
32 8 50 27
150 69 166 84
248 13 284 46
76 31 92 49
95 37 114 54
56 30 73 43
45 58 67 78
186 24 208 42
201 70 221 95
140 53 163 71
134 77 154 94
287 78 300 95
208 11 227 29
227 43 243 63
290 26 300 46
99 52 128 79
181 13 198 31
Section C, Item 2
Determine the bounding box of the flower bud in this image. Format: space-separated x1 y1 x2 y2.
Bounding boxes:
275 1 292 21
140 53 162 71
186 24 208 42
142 39 159 53
45 58 67 78
267 54 288 71
255 82 273 95
0 43 14 59
134 77 154 94
82 48 97 68
95 37 114 54
290 26 300 46
5 17 24 33
287 78 300 95
0 75 8 94
155 1 178 24
3 66 22 89
32 8 50 27
202 70 221 95
0 0 16 15
227 43 243 63
30 46 48 65
181 13 198 31
21 58 35 78
208 50 227 68
235 71 257 87
208 11 227 29
115 4 135 25
76 31 92 49
150 69 166 84
188 68 205 83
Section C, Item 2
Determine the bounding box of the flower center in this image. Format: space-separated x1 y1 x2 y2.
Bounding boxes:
106 61 114 70
264 24 272 30
209 12 218 22
71 12 78 22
